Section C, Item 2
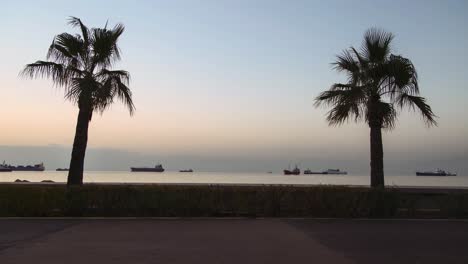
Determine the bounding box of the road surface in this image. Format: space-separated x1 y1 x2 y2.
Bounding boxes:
1 218 467 263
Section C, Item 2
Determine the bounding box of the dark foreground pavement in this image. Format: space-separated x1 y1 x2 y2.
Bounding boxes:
1 219 468 264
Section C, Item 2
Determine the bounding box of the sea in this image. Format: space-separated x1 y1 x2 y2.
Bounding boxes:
1 171 467 188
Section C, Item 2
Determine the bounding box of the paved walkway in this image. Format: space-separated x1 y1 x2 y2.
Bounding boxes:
1 219 467 263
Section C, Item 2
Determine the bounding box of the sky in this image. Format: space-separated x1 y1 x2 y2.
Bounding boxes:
0 0 467 174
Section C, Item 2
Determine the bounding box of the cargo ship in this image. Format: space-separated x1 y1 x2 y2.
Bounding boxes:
284 165 300 175
131 164 165 172
324 169 347 175
304 169 348 175
416 169 456 176
179 169 193 173
304 169 324 174
0 165 12 172
56 168 69 171
3 162 45 171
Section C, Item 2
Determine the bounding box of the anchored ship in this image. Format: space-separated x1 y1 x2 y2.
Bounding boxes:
0 165 12 172
416 169 456 176
304 169 324 174
56 168 69 171
304 168 348 175
2 162 45 171
179 169 193 173
284 165 300 175
324 169 347 175
131 164 165 172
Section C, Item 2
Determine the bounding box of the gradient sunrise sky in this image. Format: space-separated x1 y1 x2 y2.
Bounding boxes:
1 0 467 172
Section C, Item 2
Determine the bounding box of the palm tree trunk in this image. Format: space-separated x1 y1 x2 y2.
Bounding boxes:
370 125 384 188
67 109 90 186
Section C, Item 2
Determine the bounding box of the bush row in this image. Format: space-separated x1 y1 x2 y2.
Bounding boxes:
1 184 467 218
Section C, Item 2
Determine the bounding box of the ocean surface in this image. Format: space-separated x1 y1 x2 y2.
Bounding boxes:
1 171 467 187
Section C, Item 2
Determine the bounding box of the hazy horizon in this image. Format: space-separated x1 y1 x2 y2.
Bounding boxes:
0 144 465 175
1 0 467 174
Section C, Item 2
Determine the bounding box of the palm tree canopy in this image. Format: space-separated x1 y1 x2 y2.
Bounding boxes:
315 28 436 129
21 17 134 118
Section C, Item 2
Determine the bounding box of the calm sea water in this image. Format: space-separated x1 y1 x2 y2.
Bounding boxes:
1 171 467 187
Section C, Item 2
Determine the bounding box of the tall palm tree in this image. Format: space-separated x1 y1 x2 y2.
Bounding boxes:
315 28 436 188
21 17 134 186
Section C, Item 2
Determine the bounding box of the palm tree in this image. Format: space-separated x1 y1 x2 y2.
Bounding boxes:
21 17 134 186
315 28 436 188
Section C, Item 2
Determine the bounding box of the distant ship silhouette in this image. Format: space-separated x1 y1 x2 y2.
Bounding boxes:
131 164 165 172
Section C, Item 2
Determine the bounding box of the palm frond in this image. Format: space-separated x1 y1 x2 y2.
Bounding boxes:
93 80 115 114
362 28 393 63
316 83 366 125
96 74 135 115
315 83 365 106
95 69 130 85
91 24 124 70
333 50 360 81
68 16 90 45
396 93 437 126
64 78 85 104
65 77 99 105
383 55 419 96
47 33 84 60
23 17 133 118
333 49 364 85
111 23 125 40
378 101 397 129
325 101 362 126
350 47 368 68
315 27 435 138
47 40 73 61
114 80 135 115
20 61 73 86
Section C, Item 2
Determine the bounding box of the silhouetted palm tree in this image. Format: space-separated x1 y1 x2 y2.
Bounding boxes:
315 28 436 188
21 17 134 186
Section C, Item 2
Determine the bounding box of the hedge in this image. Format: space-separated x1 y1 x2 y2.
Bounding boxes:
1 184 467 218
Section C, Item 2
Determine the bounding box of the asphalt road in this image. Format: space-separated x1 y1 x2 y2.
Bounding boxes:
1 219 467 264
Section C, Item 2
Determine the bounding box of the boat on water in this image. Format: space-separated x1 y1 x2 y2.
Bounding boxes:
304 168 347 175
416 169 456 176
324 169 347 175
2 162 45 171
179 169 193 173
56 168 69 171
304 169 324 175
0 165 12 172
284 165 300 175
131 164 165 172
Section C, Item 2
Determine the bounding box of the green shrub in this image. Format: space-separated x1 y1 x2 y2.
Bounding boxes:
0 184 467 218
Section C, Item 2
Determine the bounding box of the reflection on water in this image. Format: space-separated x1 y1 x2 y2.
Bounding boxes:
0 171 467 187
